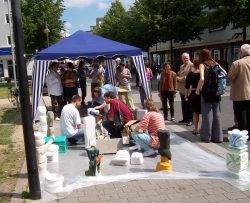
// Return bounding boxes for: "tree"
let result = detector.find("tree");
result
[125,0,162,52]
[21,0,64,54]
[94,0,128,43]
[205,0,250,42]
[158,0,206,65]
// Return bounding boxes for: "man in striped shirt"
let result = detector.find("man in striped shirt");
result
[132,99,165,157]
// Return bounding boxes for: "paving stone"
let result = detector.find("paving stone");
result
[224,192,247,200]
[167,193,188,200]
[204,194,228,201]
[96,183,115,190]
[186,197,209,203]
[184,189,207,197]
[193,184,216,190]
[122,185,142,193]
[108,199,129,203]
[158,182,179,189]
[157,188,177,195]
[205,188,226,195]
[140,183,160,191]
[218,200,238,203]
[244,191,250,198]
[79,195,100,203]
[174,185,194,192]
[222,186,241,193]
[149,194,169,202]
[99,194,120,201]
[104,188,123,195]
[138,189,158,197]
[118,192,138,199]
[69,190,86,197]
[193,179,213,184]
[238,198,250,203]
[128,196,151,203]
[59,197,80,203]
[175,180,196,186]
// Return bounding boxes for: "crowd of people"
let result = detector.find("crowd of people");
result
[44,43,250,156]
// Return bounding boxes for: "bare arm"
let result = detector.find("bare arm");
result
[94,101,107,110]
[196,64,205,95]
[77,124,84,129]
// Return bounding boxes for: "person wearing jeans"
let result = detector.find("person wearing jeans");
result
[158,63,177,121]
[132,99,165,157]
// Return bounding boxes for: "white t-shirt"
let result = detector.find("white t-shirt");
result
[60,104,81,137]
[46,70,63,96]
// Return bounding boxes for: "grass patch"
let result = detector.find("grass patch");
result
[0,125,14,145]
[0,107,21,125]
[0,83,13,99]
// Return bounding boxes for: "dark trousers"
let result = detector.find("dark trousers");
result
[180,93,192,122]
[161,91,174,119]
[102,120,122,138]
[50,95,63,118]
[79,78,87,102]
[65,87,78,103]
[233,100,250,132]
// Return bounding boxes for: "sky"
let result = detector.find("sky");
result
[62,0,135,34]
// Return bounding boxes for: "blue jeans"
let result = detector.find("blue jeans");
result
[132,132,154,151]
[67,128,85,141]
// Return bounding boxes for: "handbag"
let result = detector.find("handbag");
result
[114,100,124,130]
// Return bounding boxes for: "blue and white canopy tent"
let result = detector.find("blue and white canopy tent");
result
[33,30,150,119]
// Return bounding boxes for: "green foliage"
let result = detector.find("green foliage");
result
[95,0,128,43]
[21,0,65,54]
[95,0,206,52]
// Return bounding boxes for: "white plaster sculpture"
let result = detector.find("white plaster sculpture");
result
[38,106,48,137]
[45,172,64,193]
[34,132,55,178]
[130,152,144,165]
[111,150,130,166]
[227,129,249,176]
[47,111,55,136]
[83,116,96,148]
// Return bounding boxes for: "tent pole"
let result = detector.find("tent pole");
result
[10,0,41,199]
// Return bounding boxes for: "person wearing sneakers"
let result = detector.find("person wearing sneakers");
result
[60,95,84,145]
[46,61,63,121]
[132,99,165,157]
[158,63,177,121]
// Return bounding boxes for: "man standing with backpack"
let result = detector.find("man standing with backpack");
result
[228,44,250,135]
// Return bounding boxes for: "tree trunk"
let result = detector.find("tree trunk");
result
[242,27,247,43]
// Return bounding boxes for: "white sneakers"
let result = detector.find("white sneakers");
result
[55,117,60,121]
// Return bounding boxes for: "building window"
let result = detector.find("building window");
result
[233,48,240,61]
[0,60,3,77]
[213,49,220,61]
[7,60,13,79]
[7,36,11,45]
[5,14,9,24]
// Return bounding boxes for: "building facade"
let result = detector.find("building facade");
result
[149,25,250,72]
[0,0,14,81]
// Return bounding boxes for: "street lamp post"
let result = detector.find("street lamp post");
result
[10,0,41,200]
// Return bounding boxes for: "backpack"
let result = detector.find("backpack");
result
[203,63,227,96]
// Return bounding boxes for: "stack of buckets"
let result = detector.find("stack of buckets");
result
[227,129,249,177]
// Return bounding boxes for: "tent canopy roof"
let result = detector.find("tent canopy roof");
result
[36,30,142,60]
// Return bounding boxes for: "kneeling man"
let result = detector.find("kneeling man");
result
[60,95,84,145]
